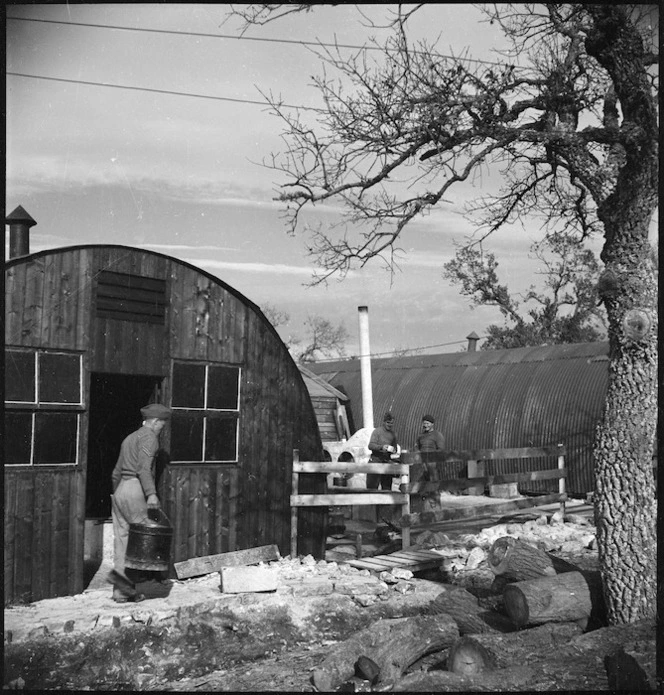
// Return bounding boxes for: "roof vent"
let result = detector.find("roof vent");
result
[466,331,480,352]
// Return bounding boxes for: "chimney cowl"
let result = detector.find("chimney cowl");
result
[6,205,36,260]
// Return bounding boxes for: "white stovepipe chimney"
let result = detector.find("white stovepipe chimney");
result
[358,306,374,430]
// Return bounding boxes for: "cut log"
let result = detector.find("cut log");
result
[428,586,515,634]
[503,571,598,627]
[394,665,537,692]
[604,640,656,691]
[311,614,459,691]
[447,636,494,676]
[174,544,280,579]
[444,622,584,670]
[488,536,556,581]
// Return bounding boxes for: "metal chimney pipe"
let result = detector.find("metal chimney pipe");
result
[358,306,374,430]
[6,205,36,259]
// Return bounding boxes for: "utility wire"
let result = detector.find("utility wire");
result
[312,338,479,362]
[6,71,323,111]
[6,15,514,69]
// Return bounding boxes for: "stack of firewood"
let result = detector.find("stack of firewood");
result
[311,537,655,691]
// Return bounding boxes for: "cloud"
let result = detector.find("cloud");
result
[185,258,316,277]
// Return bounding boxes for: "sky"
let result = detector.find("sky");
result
[5,3,654,359]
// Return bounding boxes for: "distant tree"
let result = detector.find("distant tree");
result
[261,302,299,350]
[262,302,291,329]
[294,315,349,363]
[232,4,658,624]
[444,232,606,348]
[261,305,348,361]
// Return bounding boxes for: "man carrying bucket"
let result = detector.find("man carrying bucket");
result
[108,403,171,603]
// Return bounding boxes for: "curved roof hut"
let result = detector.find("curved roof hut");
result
[4,209,325,602]
[308,342,610,496]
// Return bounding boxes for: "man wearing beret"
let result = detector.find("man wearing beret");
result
[416,414,446,484]
[367,412,400,490]
[416,414,445,452]
[109,403,171,602]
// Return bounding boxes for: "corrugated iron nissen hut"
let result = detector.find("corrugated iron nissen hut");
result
[4,207,325,603]
[308,340,610,497]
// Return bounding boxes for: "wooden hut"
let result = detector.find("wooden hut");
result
[4,206,325,603]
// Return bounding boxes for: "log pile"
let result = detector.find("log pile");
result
[315,536,653,692]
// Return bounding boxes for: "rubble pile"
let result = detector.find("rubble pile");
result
[413,512,597,589]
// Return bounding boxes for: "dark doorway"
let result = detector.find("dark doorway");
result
[86,373,163,519]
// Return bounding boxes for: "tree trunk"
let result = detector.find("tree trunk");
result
[503,571,605,628]
[585,6,659,625]
[311,614,459,691]
[487,536,556,581]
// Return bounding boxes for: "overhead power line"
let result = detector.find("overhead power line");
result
[6,72,323,111]
[6,15,511,68]
[312,338,479,362]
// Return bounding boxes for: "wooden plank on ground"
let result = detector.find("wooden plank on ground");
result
[346,557,395,571]
[174,544,281,579]
[400,493,567,528]
[389,550,442,561]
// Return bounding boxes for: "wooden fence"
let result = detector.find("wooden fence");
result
[290,449,411,557]
[290,445,567,555]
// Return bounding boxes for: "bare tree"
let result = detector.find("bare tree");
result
[294,315,349,363]
[444,232,607,348]
[232,4,658,624]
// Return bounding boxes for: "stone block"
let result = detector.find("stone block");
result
[219,566,279,594]
[295,578,334,596]
[489,482,519,498]
[334,578,389,597]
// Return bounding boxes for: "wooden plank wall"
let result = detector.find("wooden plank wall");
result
[4,469,83,604]
[90,249,168,374]
[311,395,340,442]
[5,250,90,603]
[6,247,326,600]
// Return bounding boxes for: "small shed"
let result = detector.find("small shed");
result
[299,365,353,443]
[4,207,326,603]
[308,342,610,496]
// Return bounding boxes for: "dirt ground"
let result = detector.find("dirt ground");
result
[3,503,657,692]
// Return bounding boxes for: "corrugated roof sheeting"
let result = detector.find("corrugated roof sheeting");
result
[309,342,609,495]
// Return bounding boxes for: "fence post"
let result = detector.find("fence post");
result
[401,462,411,548]
[290,449,299,558]
[557,444,566,517]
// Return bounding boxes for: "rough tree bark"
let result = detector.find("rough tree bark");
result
[584,5,658,625]
[311,614,459,691]
[503,571,596,627]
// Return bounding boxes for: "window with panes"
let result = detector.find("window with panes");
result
[170,361,240,463]
[5,348,82,465]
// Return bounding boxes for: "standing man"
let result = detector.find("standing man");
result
[416,414,445,452]
[108,403,171,603]
[367,412,400,490]
[416,414,446,483]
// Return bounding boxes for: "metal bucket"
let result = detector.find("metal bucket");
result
[125,509,173,572]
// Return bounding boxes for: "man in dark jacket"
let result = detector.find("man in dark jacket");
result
[109,403,171,602]
[416,414,445,452]
[416,414,446,484]
[367,412,399,490]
